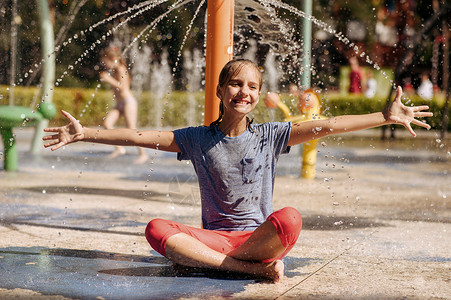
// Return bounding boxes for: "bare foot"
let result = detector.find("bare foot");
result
[246,259,284,283]
[264,260,284,283]
[108,147,126,159]
[134,154,149,164]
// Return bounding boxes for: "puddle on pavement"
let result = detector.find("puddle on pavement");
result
[0,247,314,299]
[0,202,148,233]
[302,215,386,231]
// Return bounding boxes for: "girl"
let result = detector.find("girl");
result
[99,46,148,164]
[43,59,432,283]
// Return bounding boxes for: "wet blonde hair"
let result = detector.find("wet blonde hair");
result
[210,59,262,129]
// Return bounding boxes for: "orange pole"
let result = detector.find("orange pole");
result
[204,0,234,126]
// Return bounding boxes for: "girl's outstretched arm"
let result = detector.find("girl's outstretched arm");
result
[288,86,433,146]
[43,110,180,152]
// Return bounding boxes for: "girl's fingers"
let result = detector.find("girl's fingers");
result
[51,143,65,151]
[414,112,433,118]
[44,139,60,148]
[61,110,78,123]
[411,119,431,129]
[404,122,416,137]
[395,86,403,101]
[412,105,431,112]
[43,141,55,148]
[42,134,59,141]
[390,87,432,135]
[43,127,61,132]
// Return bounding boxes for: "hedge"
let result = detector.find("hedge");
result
[1,85,449,131]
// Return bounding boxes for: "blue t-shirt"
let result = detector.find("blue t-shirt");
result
[174,122,291,231]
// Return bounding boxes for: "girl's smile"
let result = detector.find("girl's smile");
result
[219,66,261,116]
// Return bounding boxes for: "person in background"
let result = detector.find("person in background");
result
[402,77,416,96]
[348,56,364,94]
[417,72,434,101]
[100,46,148,164]
[365,69,377,98]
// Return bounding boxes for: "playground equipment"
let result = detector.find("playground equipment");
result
[264,89,326,179]
[297,90,324,179]
[0,0,56,171]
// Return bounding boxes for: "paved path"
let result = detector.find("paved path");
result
[0,128,450,299]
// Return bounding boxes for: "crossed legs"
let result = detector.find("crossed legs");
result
[146,207,302,283]
[165,220,285,282]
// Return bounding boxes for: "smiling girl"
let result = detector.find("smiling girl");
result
[43,59,432,282]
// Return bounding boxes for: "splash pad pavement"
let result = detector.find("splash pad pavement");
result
[0,128,450,299]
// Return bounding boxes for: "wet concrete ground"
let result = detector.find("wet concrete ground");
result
[0,127,450,299]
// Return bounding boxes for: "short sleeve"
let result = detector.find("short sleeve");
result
[173,127,193,161]
[271,122,292,158]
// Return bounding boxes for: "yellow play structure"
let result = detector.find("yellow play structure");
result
[264,87,327,179]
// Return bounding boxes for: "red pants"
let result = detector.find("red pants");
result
[145,207,302,262]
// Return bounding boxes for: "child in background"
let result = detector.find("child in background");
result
[43,59,432,282]
[365,70,377,98]
[100,46,148,164]
[402,77,416,96]
[348,56,364,94]
[417,72,434,101]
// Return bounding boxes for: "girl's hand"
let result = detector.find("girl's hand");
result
[43,110,84,151]
[384,86,433,137]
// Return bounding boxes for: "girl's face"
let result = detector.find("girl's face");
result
[217,65,261,117]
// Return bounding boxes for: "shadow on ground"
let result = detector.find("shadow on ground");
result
[0,247,317,299]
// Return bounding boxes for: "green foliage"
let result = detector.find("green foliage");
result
[1,85,449,131]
